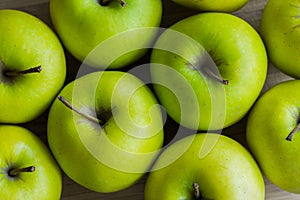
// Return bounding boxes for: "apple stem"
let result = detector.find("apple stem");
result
[117,0,126,6]
[58,96,103,124]
[203,68,229,85]
[188,63,229,85]
[8,166,35,177]
[193,182,201,200]
[98,0,126,7]
[5,65,42,77]
[286,122,300,141]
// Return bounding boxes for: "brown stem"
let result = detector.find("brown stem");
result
[286,122,300,141]
[58,96,103,124]
[203,67,229,85]
[222,80,229,85]
[117,0,126,6]
[8,166,35,177]
[98,0,126,7]
[5,66,42,77]
[193,182,201,200]
[188,63,229,85]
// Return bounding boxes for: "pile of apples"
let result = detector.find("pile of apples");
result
[1,0,300,199]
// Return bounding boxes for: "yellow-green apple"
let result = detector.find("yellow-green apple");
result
[49,0,162,69]
[260,0,300,78]
[247,80,300,194]
[145,133,265,200]
[151,13,267,130]
[0,9,66,123]
[0,125,62,200]
[47,71,164,193]
[171,0,248,12]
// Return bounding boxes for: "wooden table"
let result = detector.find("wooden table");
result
[0,0,299,199]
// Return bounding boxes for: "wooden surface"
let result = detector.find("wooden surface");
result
[0,0,299,199]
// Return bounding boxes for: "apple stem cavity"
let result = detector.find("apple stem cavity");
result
[286,122,300,141]
[58,96,103,124]
[98,0,126,7]
[8,166,35,177]
[5,65,42,77]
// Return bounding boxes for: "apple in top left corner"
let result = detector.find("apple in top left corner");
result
[0,9,66,123]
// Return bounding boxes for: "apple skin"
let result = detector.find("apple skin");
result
[260,0,300,78]
[49,0,162,69]
[172,0,248,12]
[0,9,66,123]
[246,80,300,194]
[0,125,62,200]
[47,71,164,193]
[145,133,265,200]
[151,13,267,130]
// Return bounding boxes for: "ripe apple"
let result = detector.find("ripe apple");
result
[151,12,267,130]
[246,80,300,194]
[260,0,300,78]
[0,9,66,123]
[49,0,162,69]
[145,133,265,200]
[0,125,62,200]
[171,0,248,12]
[47,71,164,193]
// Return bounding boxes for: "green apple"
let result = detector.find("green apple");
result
[145,133,265,200]
[171,0,248,12]
[0,9,66,123]
[246,80,300,194]
[151,12,267,130]
[0,125,62,200]
[49,0,162,69]
[260,0,300,78]
[47,71,164,193]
